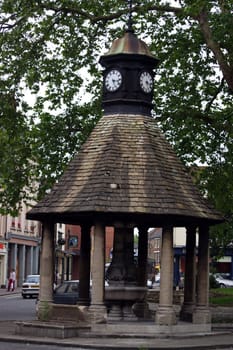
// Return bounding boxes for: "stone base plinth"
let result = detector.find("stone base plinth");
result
[180,302,195,322]
[51,304,90,323]
[15,321,89,339]
[107,304,123,321]
[92,322,211,336]
[155,306,177,325]
[89,304,107,324]
[37,300,53,321]
[193,306,211,324]
[133,300,151,319]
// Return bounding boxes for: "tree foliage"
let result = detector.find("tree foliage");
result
[0,0,232,250]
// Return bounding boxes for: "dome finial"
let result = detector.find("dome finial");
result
[126,0,134,33]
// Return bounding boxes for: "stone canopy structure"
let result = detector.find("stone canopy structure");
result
[28,115,221,227]
[27,25,223,331]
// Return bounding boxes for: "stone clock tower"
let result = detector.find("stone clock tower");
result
[100,27,159,116]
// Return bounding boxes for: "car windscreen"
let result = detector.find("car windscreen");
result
[26,276,40,283]
[56,283,69,293]
[66,283,79,293]
[56,282,79,294]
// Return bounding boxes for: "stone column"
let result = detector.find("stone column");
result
[18,245,25,286]
[9,244,17,287]
[180,225,196,322]
[89,222,107,323]
[12,243,17,271]
[193,225,211,324]
[133,225,149,318]
[38,221,55,321]
[78,224,91,306]
[173,255,180,288]
[33,246,40,274]
[26,246,33,275]
[137,226,148,287]
[155,225,176,325]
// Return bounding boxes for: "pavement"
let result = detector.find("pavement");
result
[0,287,233,349]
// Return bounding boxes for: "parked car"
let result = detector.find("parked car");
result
[218,273,233,280]
[21,274,40,298]
[214,273,233,288]
[53,280,79,304]
[53,279,110,304]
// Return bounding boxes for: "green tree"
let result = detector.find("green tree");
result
[0,0,232,251]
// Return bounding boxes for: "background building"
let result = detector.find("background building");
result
[55,225,114,283]
[149,227,233,285]
[0,202,41,287]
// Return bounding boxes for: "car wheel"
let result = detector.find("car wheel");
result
[22,295,27,299]
[220,283,226,288]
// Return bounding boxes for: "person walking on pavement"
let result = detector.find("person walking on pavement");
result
[7,268,16,292]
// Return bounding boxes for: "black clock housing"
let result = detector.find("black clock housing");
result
[99,32,159,116]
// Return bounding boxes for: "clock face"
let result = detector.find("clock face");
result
[105,69,122,92]
[140,71,153,93]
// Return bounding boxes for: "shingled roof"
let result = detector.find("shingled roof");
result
[27,114,223,226]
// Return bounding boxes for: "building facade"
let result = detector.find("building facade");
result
[0,202,41,288]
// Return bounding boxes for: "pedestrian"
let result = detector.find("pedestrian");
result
[7,268,16,292]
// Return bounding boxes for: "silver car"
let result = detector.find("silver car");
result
[214,273,233,288]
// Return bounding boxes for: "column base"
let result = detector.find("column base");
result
[37,300,53,321]
[133,301,151,319]
[180,302,195,322]
[155,305,177,325]
[89,304,107,324]
[122,303,137,321]
[107,304,123,322]
[192,306,211,324]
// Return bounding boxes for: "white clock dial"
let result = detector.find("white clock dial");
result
[140,71,153,93]
[105,69,122,92]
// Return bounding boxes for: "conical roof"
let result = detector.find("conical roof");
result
[27,114,223,226]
